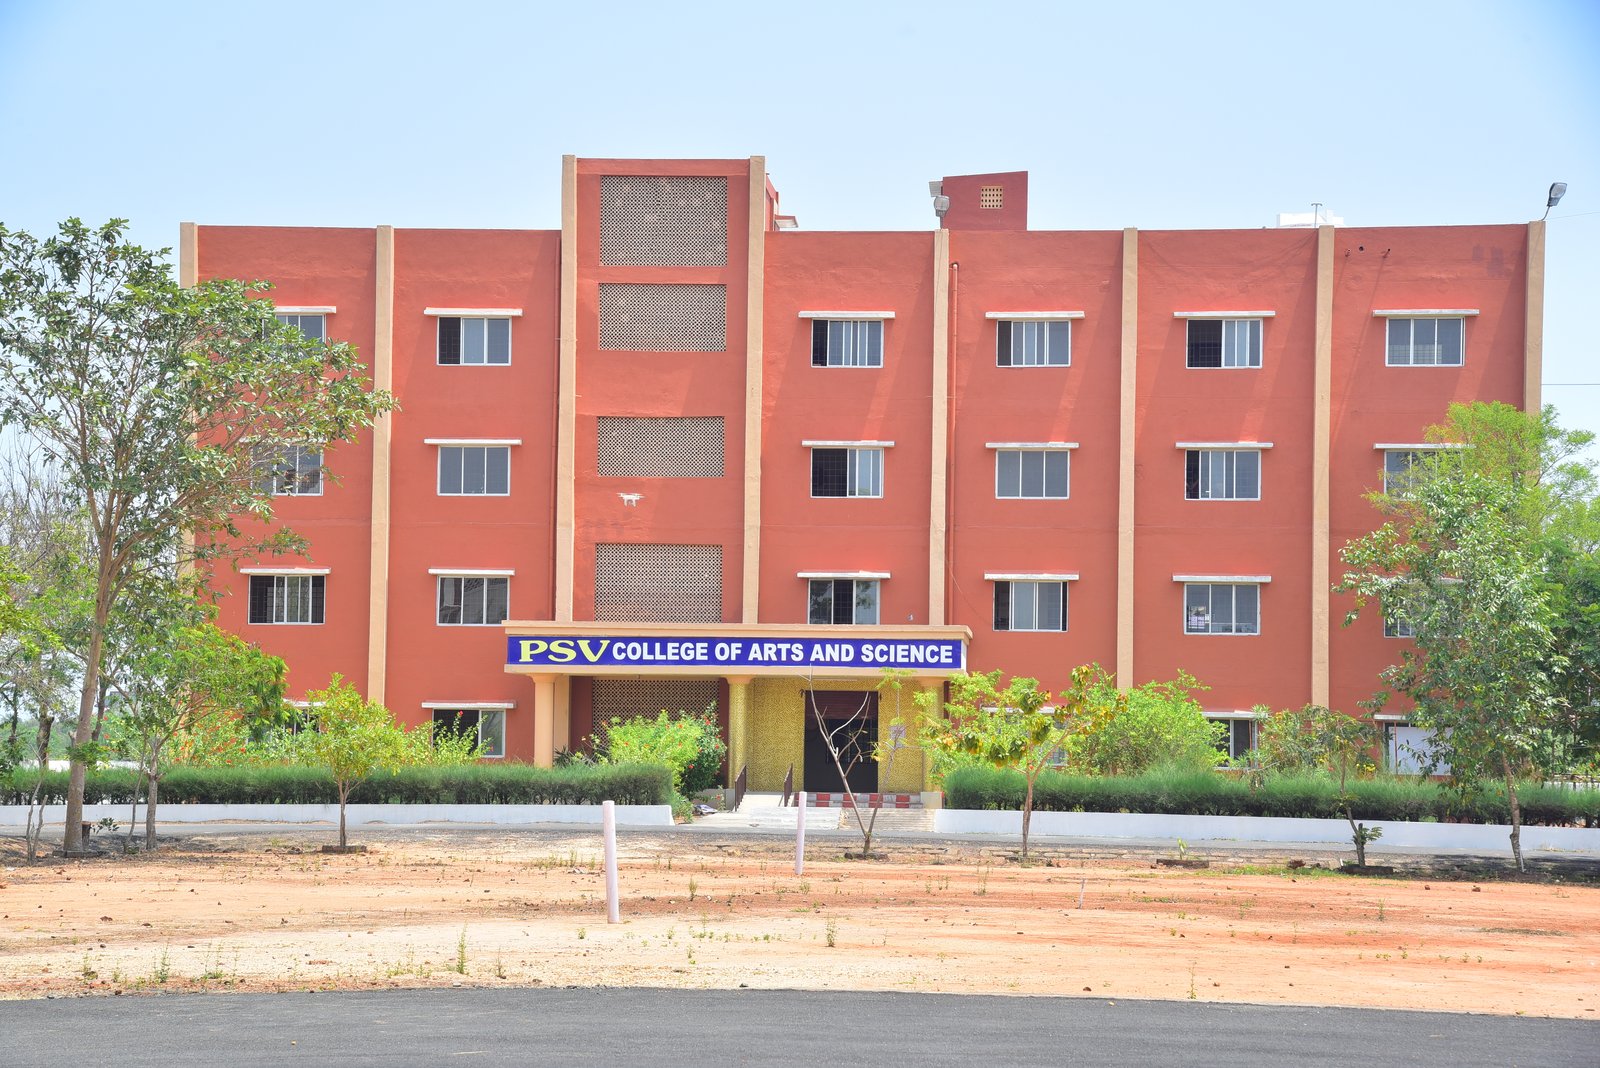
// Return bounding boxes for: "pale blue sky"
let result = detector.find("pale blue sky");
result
[2,0,1596,433]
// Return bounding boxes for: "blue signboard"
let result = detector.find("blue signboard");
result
[506,634,965,672]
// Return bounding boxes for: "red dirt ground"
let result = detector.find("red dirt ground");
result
[1,830,1595,1018]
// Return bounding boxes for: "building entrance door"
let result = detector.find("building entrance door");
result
[802,690,879,794]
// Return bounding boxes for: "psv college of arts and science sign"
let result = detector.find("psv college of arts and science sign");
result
[506,634,967,672]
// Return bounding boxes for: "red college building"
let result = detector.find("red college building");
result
[186,156,1545,792]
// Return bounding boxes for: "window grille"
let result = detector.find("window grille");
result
[980,185,1004,209]
[591,678,719,724]
[597,417,724,478]
[598,283,727,352]
[1186,319,1262,368]
[600,175,728,266]
[594,543,723,622]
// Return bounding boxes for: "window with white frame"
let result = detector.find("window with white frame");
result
[256,443,323,496]
[808,578,879,625]
[810,319,883,367]
[437,445,511,495]
[1183,583,1260,635]
[1382,449,1427,496]
[996,449,1069,499]
[430,708,506,758]
[247,574,325,625]
[436,575,509,626]
[1207,714,1258,760]
[993,580,1066,632]
[1186,319,1262,368]
[1385,317,1463,366]
[1185,449,1260,500]
[1383,613,1415,638]
[811,446,883,498]
[275,312,326,340]
[438,316,512,365]
[996,320,1070,367]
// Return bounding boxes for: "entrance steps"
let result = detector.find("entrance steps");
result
[690,793,934,834]
[805,792,920,809]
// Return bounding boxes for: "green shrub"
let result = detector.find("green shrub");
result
[2,763,671,807]
[1073,673,1224,775]
[599,707,726,796]
[941,766,1600,826]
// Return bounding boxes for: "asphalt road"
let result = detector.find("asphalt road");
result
[2,988,1594,1067]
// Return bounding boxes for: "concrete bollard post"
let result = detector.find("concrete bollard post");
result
[602,799,620,923]
[795,791,806,876]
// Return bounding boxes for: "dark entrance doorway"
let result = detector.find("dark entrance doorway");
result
[803,690,879,794]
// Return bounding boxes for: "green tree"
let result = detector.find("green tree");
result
[917,666,1122,857]
[299,675,409,849]
[1545,506,1600,773]
[0,219,395,852]
[1073,671,1222,775]
[1338,402,1595,871]
[111,616,285,849]
[1252,703,1383,864]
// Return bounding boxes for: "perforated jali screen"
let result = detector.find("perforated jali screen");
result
[599,175,728,267]
[597,416,725,478]
[591,678,720,723]
[594,543,723,623]
[598,283,727,352]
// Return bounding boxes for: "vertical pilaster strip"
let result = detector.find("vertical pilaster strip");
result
[553,676,571,754]
[178,222,197,288]
[178,222,200,578]
[741,158,767,624]
[1311,225,1335,708]
[726,676,752,788]
[532,675,556,766]
[929,228,951,627]
[1524,220,1546,413]
[555,155,578,622]
[1115,228,1138,687]
[366,225,395,704]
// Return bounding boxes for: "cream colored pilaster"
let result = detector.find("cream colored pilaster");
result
[555,156,578,622]
[929,228,952,626]
[178,222,197,288]
[366,225,395,704]
[1115,228,1138,688]
[1311,225,1335,708]
[1524,220,1546,413]
[742,158,767,623]
[553,676,571,754]
[532,674,558,766]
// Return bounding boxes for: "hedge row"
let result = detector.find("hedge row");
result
[2,762,673,807]
[944,766,1600,827]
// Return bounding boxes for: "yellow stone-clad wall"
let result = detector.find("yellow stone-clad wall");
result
[742,677,930,793]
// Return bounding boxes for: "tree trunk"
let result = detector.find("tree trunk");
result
[1502,756,1524,874]
[338,783,349,849]
[4,690,18,753]
[145,774,160,851]
[1021,774,1035,858]
[24,715,52,862]
[63,599,110,853]
[127,763,145,854]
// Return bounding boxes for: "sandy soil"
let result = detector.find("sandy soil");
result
[1,829,1596,1018]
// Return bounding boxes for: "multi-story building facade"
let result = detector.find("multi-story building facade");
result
[187,156,1545,792]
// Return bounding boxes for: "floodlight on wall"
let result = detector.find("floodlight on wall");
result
[774,214,799,229]
[1544,181,1568,220]
[928,180,944,197]
[618,492,643,507]
[932,195,951,219]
